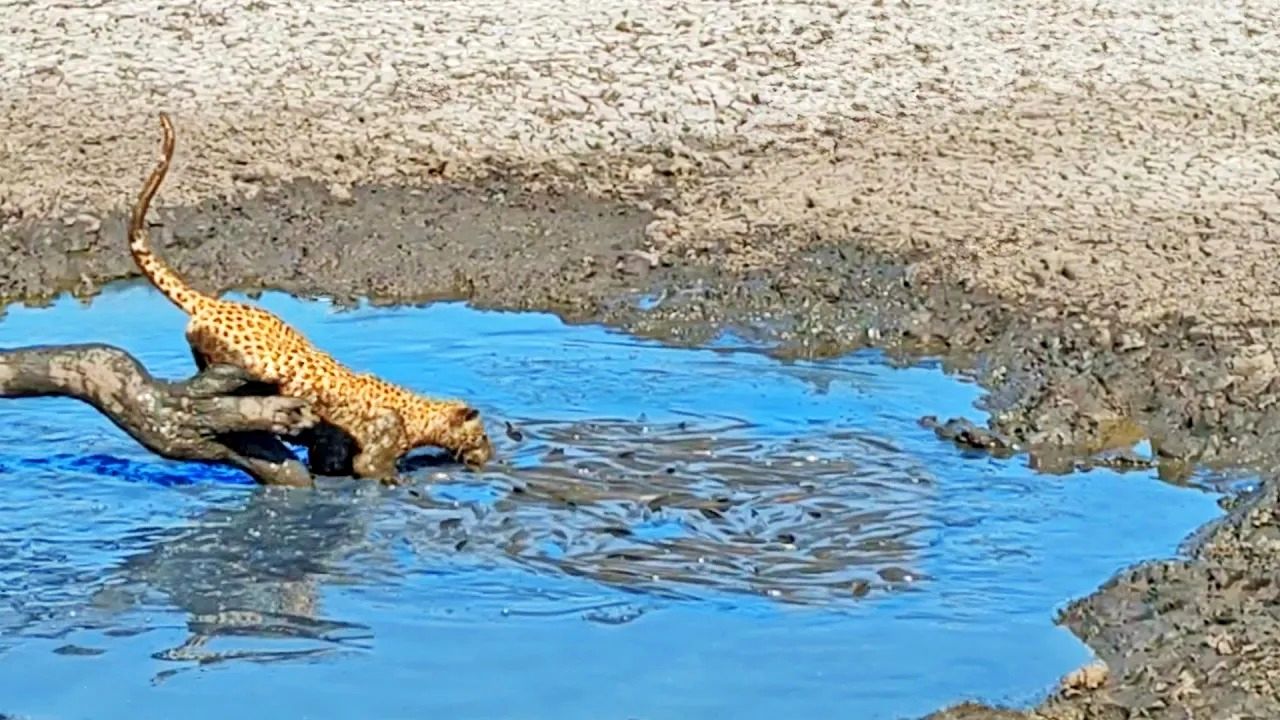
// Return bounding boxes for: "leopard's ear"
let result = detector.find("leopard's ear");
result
[453,405,480,423]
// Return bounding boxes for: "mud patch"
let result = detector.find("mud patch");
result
[0,179,656,319]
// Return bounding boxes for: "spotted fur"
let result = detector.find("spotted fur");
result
[129,113,493,479]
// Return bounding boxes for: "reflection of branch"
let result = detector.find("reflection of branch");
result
[90,479,380,681]
[0,343,318,486]
[150,605,371,683]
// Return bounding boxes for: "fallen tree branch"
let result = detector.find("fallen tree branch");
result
[0,343,321,486]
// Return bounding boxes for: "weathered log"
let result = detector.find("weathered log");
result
[0,343,320,486]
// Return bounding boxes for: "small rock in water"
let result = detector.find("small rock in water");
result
[1076,448,1156,472]
[919,415,1016,455]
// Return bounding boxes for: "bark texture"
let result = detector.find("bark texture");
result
[0,343,320,486]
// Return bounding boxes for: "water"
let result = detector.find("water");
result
[0,284,1225,719]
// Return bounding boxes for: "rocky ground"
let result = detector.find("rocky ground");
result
[3,1,1280,717]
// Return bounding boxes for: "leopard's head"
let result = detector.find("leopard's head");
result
[409,398,495,469]
[442,404,494,469]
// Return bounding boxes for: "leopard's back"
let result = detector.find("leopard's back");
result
[187,298,344,392]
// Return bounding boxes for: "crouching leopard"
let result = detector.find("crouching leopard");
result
[129,112,494,479]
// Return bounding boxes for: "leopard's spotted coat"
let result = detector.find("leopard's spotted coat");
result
[129,113,493,479]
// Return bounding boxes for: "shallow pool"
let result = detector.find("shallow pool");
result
[0,284,1224,719]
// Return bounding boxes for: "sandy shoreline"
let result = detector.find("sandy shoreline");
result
[4,1,1280,717]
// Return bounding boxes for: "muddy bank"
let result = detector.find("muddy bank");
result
[0,179,653,315]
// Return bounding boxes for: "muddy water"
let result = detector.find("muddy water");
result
[0,284,1225,719]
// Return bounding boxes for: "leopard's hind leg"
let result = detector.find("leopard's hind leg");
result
[350,410,409,483]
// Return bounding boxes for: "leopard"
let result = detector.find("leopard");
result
[127,112,494,480]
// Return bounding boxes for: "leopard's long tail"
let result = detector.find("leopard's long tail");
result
[129,112,207,316]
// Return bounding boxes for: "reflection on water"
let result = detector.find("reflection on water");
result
[0,285,1226,719]
[91,484,377,677]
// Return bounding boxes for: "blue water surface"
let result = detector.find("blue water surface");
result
[0,283,1225,719]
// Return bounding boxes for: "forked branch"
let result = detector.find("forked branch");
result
[0,344,318,486]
